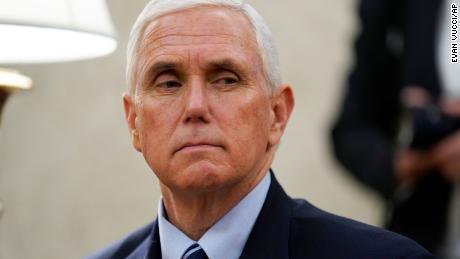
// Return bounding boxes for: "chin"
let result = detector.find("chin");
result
[178,161,232,191]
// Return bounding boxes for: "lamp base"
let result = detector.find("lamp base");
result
[0,68,32,125]
[0,68,32,90]
[0,88,10,124]
[0,68,32,220]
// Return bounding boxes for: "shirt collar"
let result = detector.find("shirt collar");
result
[158,172,271,259]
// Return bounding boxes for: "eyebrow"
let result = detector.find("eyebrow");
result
[206,59,245,72]
[148,61,179,75]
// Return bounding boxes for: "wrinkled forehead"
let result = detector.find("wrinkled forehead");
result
[139,6,259,55]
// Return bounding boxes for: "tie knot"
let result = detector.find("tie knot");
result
[182,243,208,259]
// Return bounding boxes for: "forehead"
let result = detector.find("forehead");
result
[147,6,254,36]
[138,6,260,63]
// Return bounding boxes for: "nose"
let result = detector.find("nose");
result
[183,78,211,123]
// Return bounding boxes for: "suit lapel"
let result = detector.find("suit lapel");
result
[145,220,162,259]
[126,220,161,259]
[239,171,293,259]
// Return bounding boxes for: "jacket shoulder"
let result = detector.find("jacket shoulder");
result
[289,199,434,259]
[84,221,154,259]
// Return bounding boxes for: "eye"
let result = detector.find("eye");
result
[159,80,182,89]
[219,77,238,85]
[214,76,239,87]
[211,71,239,88]
[153,73,182,91]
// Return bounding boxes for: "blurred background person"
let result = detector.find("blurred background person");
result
[331,0,460,257]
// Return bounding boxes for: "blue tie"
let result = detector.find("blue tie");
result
[181,243,209,259]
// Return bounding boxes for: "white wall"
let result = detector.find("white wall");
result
[0,0,384,258]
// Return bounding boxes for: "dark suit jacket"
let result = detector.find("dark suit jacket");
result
[87,172,433,258]
[330,0,451,252]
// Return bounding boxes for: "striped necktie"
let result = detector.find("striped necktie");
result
[181,243,209,259]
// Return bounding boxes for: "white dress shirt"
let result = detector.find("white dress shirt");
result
[157,172,271,259]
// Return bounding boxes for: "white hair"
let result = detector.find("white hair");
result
[126,0,281,95]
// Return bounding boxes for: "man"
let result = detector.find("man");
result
[88,0,433,258]
[331,0,460,256]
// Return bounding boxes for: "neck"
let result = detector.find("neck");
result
[161,157,273,240]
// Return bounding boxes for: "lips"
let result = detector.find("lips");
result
[175,141,223,153]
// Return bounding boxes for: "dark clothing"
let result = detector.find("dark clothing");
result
[87,172,433,259]
[331,0,451,252]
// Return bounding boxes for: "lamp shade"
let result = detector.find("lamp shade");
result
[0,0,117,63]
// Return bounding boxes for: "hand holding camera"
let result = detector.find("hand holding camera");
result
[395,87,460,184]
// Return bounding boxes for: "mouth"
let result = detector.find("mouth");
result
[175,142,223,153]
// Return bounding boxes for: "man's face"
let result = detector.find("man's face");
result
[124,6,290,193]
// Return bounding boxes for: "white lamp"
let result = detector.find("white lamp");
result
[0,0,117,218]
[0,0,117,122]
[0,0,117,63]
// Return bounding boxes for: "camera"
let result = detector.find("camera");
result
[408,105,460,149]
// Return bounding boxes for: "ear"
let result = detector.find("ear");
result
[268,85,294,147]
[123,92,142,152]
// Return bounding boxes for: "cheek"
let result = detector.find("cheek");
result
[136,99,179,165]
[219,93,271,157]
[138,96,180,134]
